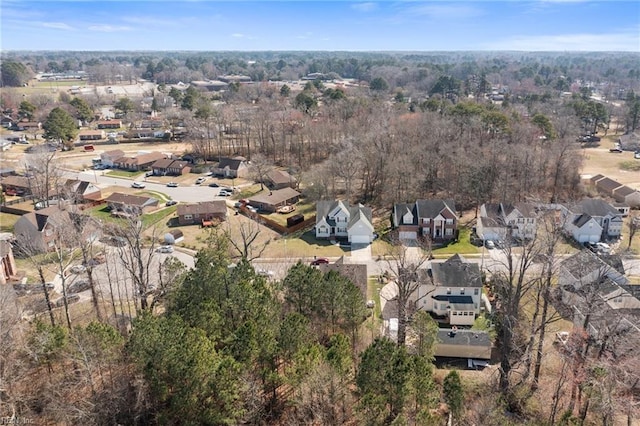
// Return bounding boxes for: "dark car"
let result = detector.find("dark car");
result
[208,182,220,187]
[68,279,92,294]
[609,147,623,153]
[311,257,329,265]
[166,200,178,206]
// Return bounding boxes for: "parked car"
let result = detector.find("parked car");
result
[219,190,232,197]
[70,265,86,274]
[208,182,220,187]
[156,245,174,253]
[485,240,495,249]
[166,200,178,206]
[55,294,80,307]
[131,182,145,189]
[609,147,623,153]
[166,182,178,187]
[635,151,640,159]
[256,268,275,277]
[68,279,92,293]
[195,177,206,185]
[311,257,329,265]
[145,171,154,177]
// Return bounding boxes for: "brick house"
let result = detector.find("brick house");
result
[392,199,458,243]
[177,201,227,226]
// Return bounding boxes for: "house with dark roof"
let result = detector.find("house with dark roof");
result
[212,156,249,178]
[151,159,191,176]
[247,187,300,213]
[60,179,101,204]
[594,177,623,197]
[264,169,297,190]
[392,199,458,243]
[476,202,537,242]
[315,200,374,244]
[105,192,158,216]
[13,205,98,252]
[1,175,31,195]
[561,198,624,243]
[612,185,640,208]
[415,254,483,326]
[177,201,227,226]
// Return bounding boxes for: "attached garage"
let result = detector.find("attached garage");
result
[350,234,371,244]
[399,231,417,240]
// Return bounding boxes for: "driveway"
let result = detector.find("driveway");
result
[348,243,372,263]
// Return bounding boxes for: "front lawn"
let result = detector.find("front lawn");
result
[105,170,145,178]
[261,230,348,258]
[432,228,481,256]
[142,205,177,228]
[0,212,21,232]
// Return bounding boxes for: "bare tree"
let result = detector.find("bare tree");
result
[383,236,432,346]
[249,153,274,191]
[627,213,640,250]
[23,148,64,208]
[225,219,270,261]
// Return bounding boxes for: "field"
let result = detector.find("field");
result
[581,137,640,189]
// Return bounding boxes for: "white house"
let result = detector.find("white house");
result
[100,149,125,168]
[476,202,537,242]
[316,200,374,244]
[415,254,483,326]
[561,198,623,243]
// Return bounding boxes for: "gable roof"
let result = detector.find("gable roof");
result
[589,174,606,185]
[318,258,368,295]
[430,254,482,288]
[248,187,300,205]
[217,157,245,171]
[416,199,457,219]
[177,201,227,216]
[1,175,30,188]
[101,149,124,159]
[152,158,174,169]
[560,250,626,283]
[595,177,623,193]
[316,200,373,228]
[566,198,621,218]
[392,202,418,226]
[573,213,597,228]
[266,169,296,185]
[613,186,638,197]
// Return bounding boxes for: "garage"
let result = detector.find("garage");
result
[350,234,371,244]
[399,231,417,240]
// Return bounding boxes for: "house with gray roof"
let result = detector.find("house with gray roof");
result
[415,254,483,326]
[476,202,537,242]
[265,169,297,190]
[105,192,158,216]
[594,177,623,197]
[560,198,623,243]
[212,156,249,178]
[177,201,227,226]
[316,200,374,244]
[434,329,492,360]
[392,199,458,243]
[318,256,368,296]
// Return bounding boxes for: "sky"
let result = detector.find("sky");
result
[1,0,639,52]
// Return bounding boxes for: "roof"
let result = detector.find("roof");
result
[105,192,157,207]
[573,213,596,228]
[318,258,368,295]
[430,254,482,288]
[560,250,626,282]
[416,199,457,219]
[392,202,418,226]
[101,149,125,159]
[177,201,227,216]
[613,186,638,197]
[152,158,174,169]
[217,157,245,171]
[1,175,30,188]
[436,329,492,348]
[432,294,475,310]
[266,169,296,185]
[589,174,606,184]
[565,198,621,218]
[78,130,104,136]
[97,119,121,124]
[22,205,72,232]
[248,187,300,206]
[595,177,623,193]
[316,200,373,230]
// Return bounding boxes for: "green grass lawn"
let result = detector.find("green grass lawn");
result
[105,170,145,178]
[259,201,316,226]
[236,184,263,199]
[0,212,21,232]
[142,206,177,228]
[432,228,481,256]
[84,204,176,229]
[137,190,170,202]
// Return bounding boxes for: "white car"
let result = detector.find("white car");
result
[485,240,495,249]
[156,245,174,253]
[195,177,206,185]
[70,265,86,274]
[256,268,275,277]
[131,182,145,189]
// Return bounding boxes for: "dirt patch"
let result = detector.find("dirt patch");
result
[581,146,640,189]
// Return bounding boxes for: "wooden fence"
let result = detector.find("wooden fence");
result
[239,206,315,235]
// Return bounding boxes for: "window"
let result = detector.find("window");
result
[446,288,451,295]
[518,218,524,223]
[184,214,193,220]
[440,303,447,310]
[452,312,458,316]
[527,218,534,224]
[474,288,479,295]
[445,228,453,236]
[460,288,465,295]
[423,218,430,224]
[463,312,468,316]
[446,218,453,225]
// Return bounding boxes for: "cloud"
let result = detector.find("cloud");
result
[351,2,377,12]
[404,4,483,20]
[42,22,74,30]
[296,32,313,40]
[88,24,132,32]
[485,30,640,51]
[231,33,245,38]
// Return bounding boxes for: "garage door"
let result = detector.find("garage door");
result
[351,234,371,244]
[399,231,417,240]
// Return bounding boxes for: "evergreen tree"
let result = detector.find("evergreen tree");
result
[43,107,78,147]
